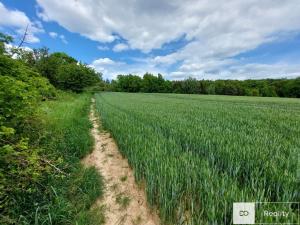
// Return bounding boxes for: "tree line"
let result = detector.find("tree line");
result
[6,46,103,93]
[106,73,300,98]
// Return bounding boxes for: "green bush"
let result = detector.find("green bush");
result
[0,52,56,223]
[1,93,104,224]
[56,63,101,92]
[36,52,77,86]
[0,33,103,224]
[0,33,13,55]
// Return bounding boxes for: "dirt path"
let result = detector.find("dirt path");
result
[82,99,160,225]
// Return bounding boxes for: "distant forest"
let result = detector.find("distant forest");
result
[106,73,300,98]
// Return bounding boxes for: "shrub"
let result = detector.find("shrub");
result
[0,54,55,223]
[56,63,101,92]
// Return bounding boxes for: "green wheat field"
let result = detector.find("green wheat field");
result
[94,92,300,224]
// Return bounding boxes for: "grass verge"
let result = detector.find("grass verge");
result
[3,92,104,225]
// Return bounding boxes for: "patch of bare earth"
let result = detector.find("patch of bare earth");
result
[82,99,160,225]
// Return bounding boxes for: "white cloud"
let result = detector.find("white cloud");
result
[168,62,300,80]
[97,45,109,51]
[0,2,43,43]
[59,34,68,44]
[36,0,116,42]
[49,31,68,44]
[36,0,300,51]
[90,57,299,81]
[5,43,33,59]
[90,57,166,80]
[224,63,300,80]
[36,0,300,79]
[92,57,116,66]
[49,31,58,38]
[113,43,129,52]
[5,43,33,52]
[90,57,119,79]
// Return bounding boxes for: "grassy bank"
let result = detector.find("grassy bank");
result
[2,93,104,225]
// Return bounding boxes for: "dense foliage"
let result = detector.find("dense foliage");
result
[0,33,104,224]
[56,62,101,92]
[10,47,103,93]
[109,73,300,98]
[95,92,299,224]
[0,41,56,222]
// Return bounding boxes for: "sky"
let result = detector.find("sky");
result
[0,0,300,80]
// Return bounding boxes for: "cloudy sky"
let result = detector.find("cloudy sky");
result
[0,0,300,80]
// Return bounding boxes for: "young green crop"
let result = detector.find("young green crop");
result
[95,92,299,224]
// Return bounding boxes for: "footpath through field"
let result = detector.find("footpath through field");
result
[82,98,160,225]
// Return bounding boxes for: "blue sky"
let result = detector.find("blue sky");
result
[0,0,299,80]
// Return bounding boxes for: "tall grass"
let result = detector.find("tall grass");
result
[6,93,104,225]
[95,92,299,224]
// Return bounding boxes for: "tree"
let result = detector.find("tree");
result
[206,82,215,94]
[182,77,200,94]
[141,73,168,93]
[115,74,143,92]
[0,32,13,55]
[289,78,300,97]
[36,52,77,86]
[56,63,101,92]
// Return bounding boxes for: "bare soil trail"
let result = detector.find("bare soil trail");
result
[82,99,160,225]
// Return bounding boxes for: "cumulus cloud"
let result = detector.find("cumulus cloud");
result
[168,62,300,80]
[90,57,166,80]
[90,57,121,79]
[113,43,129,52]
[49,31,68,43]
[223,63,300,80]
[36,0,300,79]
[0,2,43,43]
[36,0,116,42]
[36,0,300,50]
[5,43,33,59]
[92,57,116,66]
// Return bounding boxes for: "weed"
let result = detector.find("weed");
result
[120,175,128,182]
[116,193,131,209]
